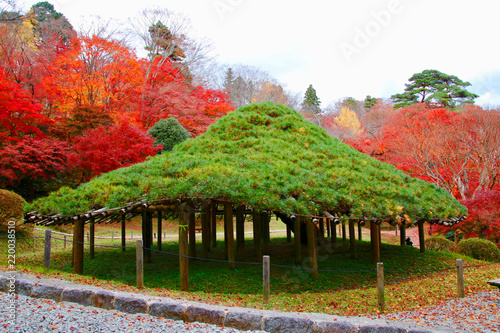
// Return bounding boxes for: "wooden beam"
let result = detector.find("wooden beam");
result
[225,203,235,269]
[261,211,270,255]
[418,221,425,253]
[294,216,301,265]
[253,210,262,259]
[179,204,189,292]
[201,201,211,258]
[121,214,126,251]
[73,218,84,274]
[307,219,318,279]
[400,223,406,247]
[188,202,196,258]
[157,211,162,252]
[89,217,95,259]
[211,201,217,248]
[349,219,357,259]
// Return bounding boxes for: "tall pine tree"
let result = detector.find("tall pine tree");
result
[301,84,321,114]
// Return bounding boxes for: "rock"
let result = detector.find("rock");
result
[264,315,315,333]
[185,305,226,326]
[149,301,187,321]
[225,309,264,331]
[62,288,95,306]
[30,284,63,302]
[14,279,34,296]
[93,290,116,310]
[114,296,148,314]
[359,325,406,333]
[314,320,359,333]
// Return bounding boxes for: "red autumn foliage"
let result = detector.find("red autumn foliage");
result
[0,70,53,145]
[72,122,161,182]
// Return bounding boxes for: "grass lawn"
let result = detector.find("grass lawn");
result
[2,217,499,316]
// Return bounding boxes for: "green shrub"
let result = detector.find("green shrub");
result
[148,117,191,152]
[425,235,455,252]
[456,238,500,262]
[0,189,33,236]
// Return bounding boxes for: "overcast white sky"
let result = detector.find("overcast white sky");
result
[21,0,500,107]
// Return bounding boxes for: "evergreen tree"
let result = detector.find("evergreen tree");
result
[148,116,191,152]
[364,95,378,111]
[301,84,321,114]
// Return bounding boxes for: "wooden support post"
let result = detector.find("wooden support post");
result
[342,219,347,242]
[457,259,465,298]
[225,203,235,270]
[372,221,380,263]
[157,211,162,252]
[188,202,196,258]
[179,204,189,292]
[326,218,330,238]
[236,205,245,259]
[400,223,406,247]
[358,220,362,241]
[377,262,385,312]
[44,229,52,269]
[202,201,211,258]
[418,221,425,253]
[89,217,95,259]
[121,214,126,251]
[136,239,144,289]
[142,212,152,263]
[263,255,270,304]
[307,219,319,279]
[319,218,325,238]
[73,218,84,274]
[261,211,270,255]
[294,216,301,265]
[211,201,217,248]
[349,219,357,259]
[253,211,262,259]
[286,225,292,243]
[331,219,337,247]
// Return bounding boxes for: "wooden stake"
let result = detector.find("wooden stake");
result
[73,218,84,274]
[44,229,51,269]
[136,239,144,289]
[377,262,385,312]
[263,255,270,304]
[457,259,465,298]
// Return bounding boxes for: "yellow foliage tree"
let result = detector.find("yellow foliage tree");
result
[331,107,363,141]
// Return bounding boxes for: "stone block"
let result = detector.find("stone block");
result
[314,320,359,333]
[15,280,34,296]
[30,284,63,302]
[62,288,95,306]
[359,325,406,333]
[185,305,226,326]
[149,301,187,321]
[264,315,315,333]
[225,310,264,331]
[114,296,148,314]
[93,290,116,310]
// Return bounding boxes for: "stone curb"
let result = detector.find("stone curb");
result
[0,272,435,333]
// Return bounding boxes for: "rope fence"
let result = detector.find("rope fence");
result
[2,231,499,312]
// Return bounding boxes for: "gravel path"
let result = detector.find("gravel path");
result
[372,291,500,332]
[0,293,262,333]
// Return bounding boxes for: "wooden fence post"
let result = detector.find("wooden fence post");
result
[136,239,144,289]
[73,218,84,274]
[44,230,52,269]
[457,259,465,298]
[307,219,319,279]
[263,255,270,304]
[377,262,385,312]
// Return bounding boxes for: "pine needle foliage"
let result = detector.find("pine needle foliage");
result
[27,102,466,222]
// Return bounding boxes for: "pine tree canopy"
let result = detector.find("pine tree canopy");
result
[26,102,466,223]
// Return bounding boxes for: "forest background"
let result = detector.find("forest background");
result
[1,1,499,247]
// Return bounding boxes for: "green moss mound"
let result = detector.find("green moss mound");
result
[0,189,33,235]
[457,238,500,262]
[425,235,456,252]
[27,102,467,220]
